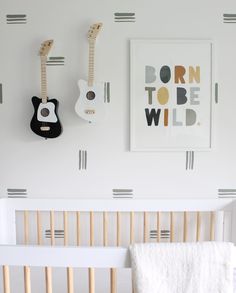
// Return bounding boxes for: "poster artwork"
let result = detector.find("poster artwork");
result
[145,65,200,128]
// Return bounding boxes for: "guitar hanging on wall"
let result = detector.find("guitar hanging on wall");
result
[30,40,62,138]
[75,23,105,123]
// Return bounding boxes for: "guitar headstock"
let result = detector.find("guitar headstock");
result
[88,23,103,41]
[39,40,54,57]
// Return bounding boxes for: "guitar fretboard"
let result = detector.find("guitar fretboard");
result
[41,56,47,103]
[88,40,95,87]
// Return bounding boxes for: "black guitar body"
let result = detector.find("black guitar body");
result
[30,96,62,139]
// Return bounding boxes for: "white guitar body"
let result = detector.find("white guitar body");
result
[37,102,58,123]
[75,79,105,123]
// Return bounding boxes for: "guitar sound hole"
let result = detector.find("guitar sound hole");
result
[86,91,95,100]
[41,108,50,117]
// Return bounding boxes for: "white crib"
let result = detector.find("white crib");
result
[0,197,236,293]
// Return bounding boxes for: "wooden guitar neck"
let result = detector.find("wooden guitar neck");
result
[40,56,47,104]
[88,40,95,87]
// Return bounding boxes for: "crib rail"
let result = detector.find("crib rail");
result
[0,246,130,268]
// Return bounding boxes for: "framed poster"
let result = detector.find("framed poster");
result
[130,40,214,151]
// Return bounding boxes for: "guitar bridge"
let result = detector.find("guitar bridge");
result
[85,109,95,114]
[40,126,50,131]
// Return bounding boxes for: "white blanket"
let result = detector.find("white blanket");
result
[130,242,234,293]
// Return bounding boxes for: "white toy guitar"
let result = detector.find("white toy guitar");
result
[75,23,105,123]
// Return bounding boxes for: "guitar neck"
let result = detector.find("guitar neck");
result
[88,40,95,87]
[40,56,48,104]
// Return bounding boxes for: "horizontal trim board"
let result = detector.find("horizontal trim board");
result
[2,198,234,212]
[0,246,130,268]
[0,246,234,268]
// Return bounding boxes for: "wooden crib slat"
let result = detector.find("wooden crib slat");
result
[76,212,80,246]
[67,267,74,293]
[196,212,201,242]
[103,212,108,247]
[89,268,95,293]
[3,265,10,293]
[110,268,116,293]
[89,212,95,293]
[170,212,174,242]
[64,211,68,246]
[24,266,31,293]
[24,211,29,245]
[37,211,43,245]
[90,212,94,246]
[157,212,160,242]
[24,211,31,293]
[64,211,74,293]
[50,211,55,246]
[183,212,188,242]
[45,267,52,293]
[144,212,148,243]
[116,212,121,246]
[210,211,215,241]
[130,212,134,244]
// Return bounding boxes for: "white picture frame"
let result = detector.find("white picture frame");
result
[130,39,214,151]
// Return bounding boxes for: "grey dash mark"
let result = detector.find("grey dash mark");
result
[79,150,87,171]
[186,151,194,170]
[7,188,27,192]
[0,84,2,104]
[215,83,218,104]
[6,14,26,18]
[6,14,27,24]
[114,13,135,16]
[218,189,236,192]
[46,57,65,66]
[114,12,136,23]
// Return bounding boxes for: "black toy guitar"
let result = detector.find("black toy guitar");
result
[30,40,62,138]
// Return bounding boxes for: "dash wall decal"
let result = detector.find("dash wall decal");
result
[112,189,133,199]
[104,82,111,103]
[7,188,27,198]
[0,84,2,104]
[218,189,236,198]
[114,13,136,23]
[79,150,87,170]
[45,229,65,239]
[223,14,236,23]
[6,14,27,24]
[186,151,194,170]
[215,83,219,104]
[150,230,170,239]
[46,57,65,66]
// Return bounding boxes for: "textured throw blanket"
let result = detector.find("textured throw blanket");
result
[130,242,234,293]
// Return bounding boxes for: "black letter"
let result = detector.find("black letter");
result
[145,109,161,126]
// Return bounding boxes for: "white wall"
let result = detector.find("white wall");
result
[1,0,236,198]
